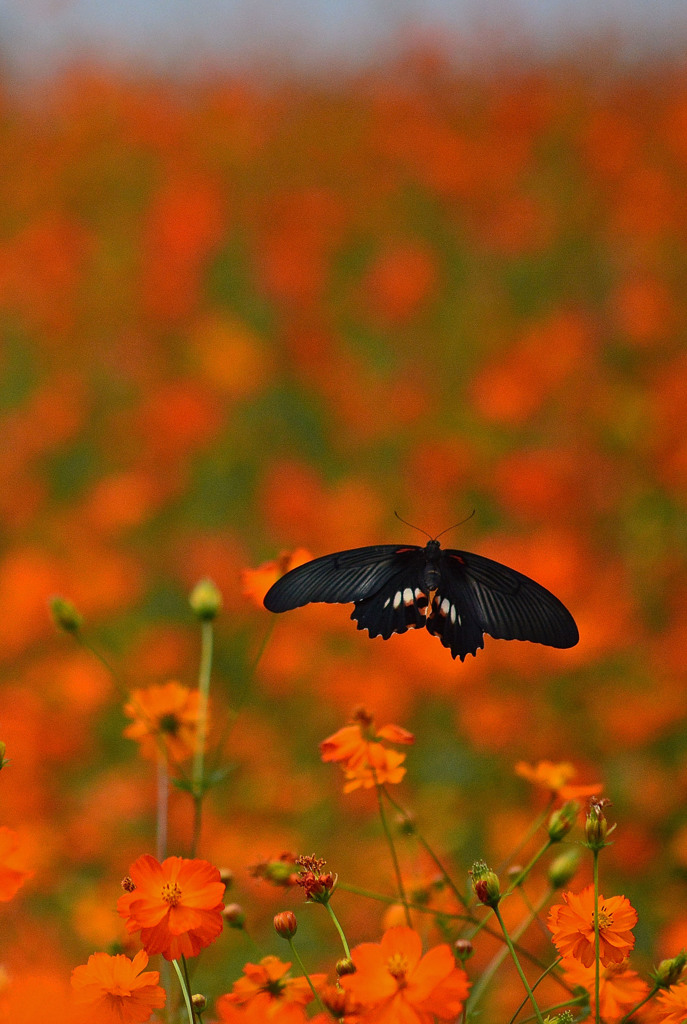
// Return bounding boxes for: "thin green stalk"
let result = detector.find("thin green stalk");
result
[337,880,553,973]
[619,985,660,1022]
[325,900,351,958]
[172,958,196,1024]
[594,850,601,1024]
[382,787,468,908]
[287,937,326,1013]
[375,781,411,926]
[493,904,545,1024]
[75,632,192,785]
[190,619,214,857]
[156,752,169,861]
[470,888,556,1009]
[496,799,555,876]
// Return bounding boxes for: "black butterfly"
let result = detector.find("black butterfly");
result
[263,538,579,661]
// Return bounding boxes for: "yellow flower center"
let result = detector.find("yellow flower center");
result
[593,904,613,930]
[161,881,182,906]
[386,953,409,983]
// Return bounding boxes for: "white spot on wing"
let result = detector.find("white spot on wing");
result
[450,605,457,624]
[403,587,414,605]
[383,596,391,608]
[393,591,402,609]
[440,597,450,616]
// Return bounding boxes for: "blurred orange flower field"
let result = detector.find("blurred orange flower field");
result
[1,44,687,1022]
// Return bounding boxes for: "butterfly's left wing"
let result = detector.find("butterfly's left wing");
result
[428,549,579,659]
[263,545,423,611]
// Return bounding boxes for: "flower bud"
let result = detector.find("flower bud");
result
[274,911,298,939]
[454,938,474,962]
[189,579,223,621]
[653,950,687,988]
[548,847,582,889]
[470,861,500,907]
[586,798,613,850]
[223,903,246,928]
[336,957,356,977]
[322,984,355,1016]
[191,994,207,1012]
[49,596,83,633]
[219,867,234,889]
[548,801,579,842]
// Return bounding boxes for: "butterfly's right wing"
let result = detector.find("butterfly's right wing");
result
[263,545,423,612]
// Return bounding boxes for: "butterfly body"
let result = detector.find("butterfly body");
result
[263,539,579,661]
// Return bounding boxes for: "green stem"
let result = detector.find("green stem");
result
[470,888,557,1009]
[156,752,169,861]
[496,799,555,876]
[493,903,545,1024]
[190,619,214,857]
[382,787,467,908]
[619,984,660,1022]
[375,781,411,926]
[172,958,196,1024]
[325,900,351,958]
[594,850,601,1024]
[287,937,326,1013]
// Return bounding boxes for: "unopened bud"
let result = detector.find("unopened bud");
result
[548,848,582,889]
[653,950,687,988]
[470,861,500,907]
[454,939,474,962]
[586,798,613,850]
[191,994,207,1012]
[223,903,246,928]
[49,596,83,633]
[189,579,223,621]
[548,801,579,842]
[274,911,298,938]
[336,957,356,977]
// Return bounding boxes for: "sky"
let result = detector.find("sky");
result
[1,0,685,77]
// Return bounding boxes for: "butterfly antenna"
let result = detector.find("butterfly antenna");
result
[393,510,433,540]
[434,510,476,541]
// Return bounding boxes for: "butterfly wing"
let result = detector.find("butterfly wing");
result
[350,556,431,640]
[263,545,423,612]
[426,549,579,659]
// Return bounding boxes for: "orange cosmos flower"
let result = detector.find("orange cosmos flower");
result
[117,854,225,961]
[515,760,603,801]
[548,886,637,968]
[241,549,313,609]
[320,707,414,793]
[71,950,166,1024]
[561,957,649,1022]
[655,982,687,1023]
[0,827,33,901]
[123,681,200,763]
[216,955,326,1023]
[340,925,470,1023]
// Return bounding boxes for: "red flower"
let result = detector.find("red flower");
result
[320,707,414,793]
[340,925,470,1023]
[655,982,687,1023]
[0,827,33,901]
[71,950,166,1024]
[117,854,225,961]
[548,886,637,968]
[515,760,603,802]
[560,957,648,1022]
[123,681,201,763]
[216,956,326,1023]
[241,550,313,609]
